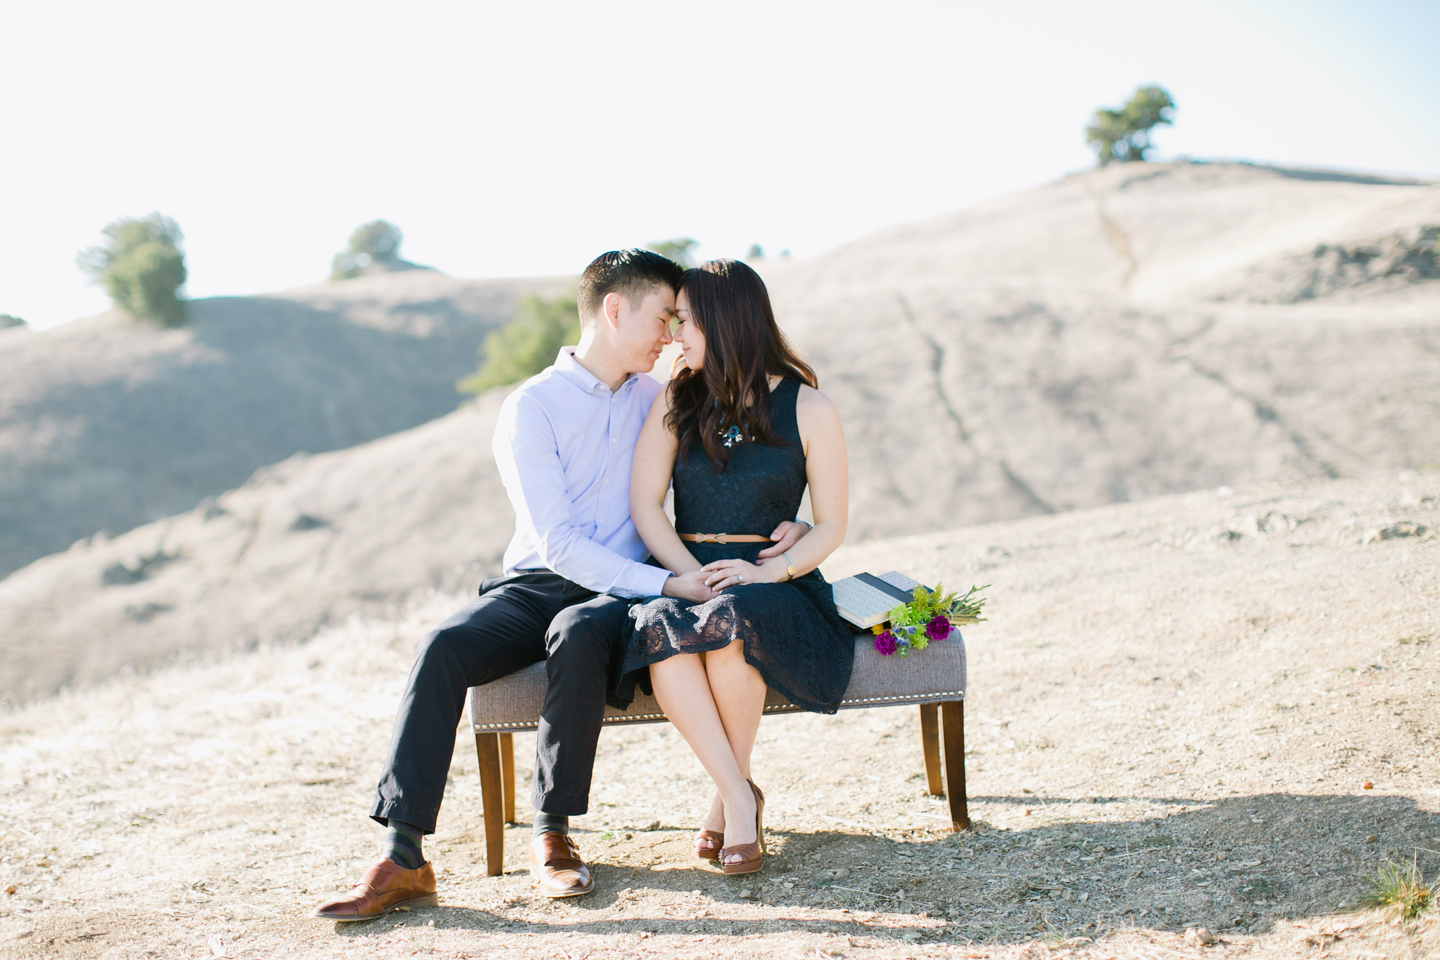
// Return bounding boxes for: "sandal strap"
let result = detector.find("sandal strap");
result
[720,842,760,860]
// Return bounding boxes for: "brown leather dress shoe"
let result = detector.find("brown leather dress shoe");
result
[311,859,438,922]
[529,832,594,898]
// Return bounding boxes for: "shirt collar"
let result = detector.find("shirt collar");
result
[552,346,640,396]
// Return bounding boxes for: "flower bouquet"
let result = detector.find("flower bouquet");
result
[872,583,987,657]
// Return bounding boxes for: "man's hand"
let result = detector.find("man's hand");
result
[661,569,719,604]
[757,519,811,559]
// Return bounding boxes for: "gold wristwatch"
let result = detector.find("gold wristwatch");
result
[781,553,797,581]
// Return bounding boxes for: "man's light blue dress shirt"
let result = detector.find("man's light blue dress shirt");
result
[493,346,672,599]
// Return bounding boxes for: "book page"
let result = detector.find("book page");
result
[878,570,921,592]
[830,576,895,620]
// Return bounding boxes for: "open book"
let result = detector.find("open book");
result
[830,571,923,629]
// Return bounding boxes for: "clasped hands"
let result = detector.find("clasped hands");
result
[661,519,807,603]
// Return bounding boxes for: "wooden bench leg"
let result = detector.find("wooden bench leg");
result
[474,732,506,876]
[940,700,970,831]
[499,732,516,824]
[919,703,943,797]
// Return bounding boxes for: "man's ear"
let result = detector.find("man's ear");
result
[602,292,624,331]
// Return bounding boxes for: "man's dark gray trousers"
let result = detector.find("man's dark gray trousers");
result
[370,570,631,833]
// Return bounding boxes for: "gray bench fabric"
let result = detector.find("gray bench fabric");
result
[469,632,966,733]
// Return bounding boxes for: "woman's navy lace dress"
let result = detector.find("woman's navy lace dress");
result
[613,378,855,714]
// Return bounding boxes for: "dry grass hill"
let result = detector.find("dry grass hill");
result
[1,160,1438,704]
[0,270,570,578]
[765,161,1440,538]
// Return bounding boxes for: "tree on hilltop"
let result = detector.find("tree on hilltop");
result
[0,315,25,329]
[1086,85,1175,165]
[331,219,405,280]
[457,293,582,396]
[77,213,188,327]
[646,237,698,267]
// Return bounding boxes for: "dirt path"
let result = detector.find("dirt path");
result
[1,474,1437,959]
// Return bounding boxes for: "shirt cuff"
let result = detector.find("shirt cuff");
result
[619,563,672,600]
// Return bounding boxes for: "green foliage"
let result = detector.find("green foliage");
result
[1360,859,1435,921]
[878,582,988,657]
[889,585,952,630]
[888,582,988,629]
[77,213,188,327]
[1085,84,1175,165]
[457,294,582,396]
[645,237,699,267]
[745,243,765,261]
[331,219,404,279]
[0,314,25,329]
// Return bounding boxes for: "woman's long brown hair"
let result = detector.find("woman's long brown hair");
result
[666,259,818,470]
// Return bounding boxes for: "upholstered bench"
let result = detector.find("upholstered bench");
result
[466,631,968,876]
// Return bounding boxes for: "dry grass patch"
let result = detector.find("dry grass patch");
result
[1359,858,1436,922]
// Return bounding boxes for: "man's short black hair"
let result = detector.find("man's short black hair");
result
[577,249,685,323]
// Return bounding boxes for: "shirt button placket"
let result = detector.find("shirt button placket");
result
[598,400,612,523]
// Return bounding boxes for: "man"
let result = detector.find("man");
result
[313,250,808,920]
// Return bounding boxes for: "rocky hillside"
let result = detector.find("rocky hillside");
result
[0,271,569,578]
[760,160,1440,540]
[2,161,1438,702]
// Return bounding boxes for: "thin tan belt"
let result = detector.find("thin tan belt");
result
[678,533,770,544]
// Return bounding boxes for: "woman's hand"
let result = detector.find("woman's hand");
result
[700,558,782,591]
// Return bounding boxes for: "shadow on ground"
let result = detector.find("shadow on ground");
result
[359,791,1439,949]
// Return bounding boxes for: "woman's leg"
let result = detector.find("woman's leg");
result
[693,640,768,854]
[697,649,727,854]
[702,639,768,781]
[649,653,758,853]
[701,639,769,865]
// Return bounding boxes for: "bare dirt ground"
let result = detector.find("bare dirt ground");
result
[1,473,1437,959]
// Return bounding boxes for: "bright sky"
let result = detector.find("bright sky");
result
[2,0,1437,330]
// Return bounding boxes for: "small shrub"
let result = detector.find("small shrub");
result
[645,237,698,267]
[101,547,179,586]
[457,294,581,396]
[1086,84,1175,165]
[1360,859,1435,921]
[77,213,188,327]
[0,314,25,329]
[331,219,404,280]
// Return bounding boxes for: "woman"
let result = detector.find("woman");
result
[615,259,852,875]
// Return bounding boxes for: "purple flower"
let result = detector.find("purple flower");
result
[874,630,898,656]
[925,615,952,642]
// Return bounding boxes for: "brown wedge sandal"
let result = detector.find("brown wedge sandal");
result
[694,830,724,861]
[719,780,766,876]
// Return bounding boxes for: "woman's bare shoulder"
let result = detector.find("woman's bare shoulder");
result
[793,383,842,438]
[652,379,680,410]
[794,382,838,414]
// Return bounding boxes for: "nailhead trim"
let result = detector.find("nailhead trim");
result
[472,692,966,732]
